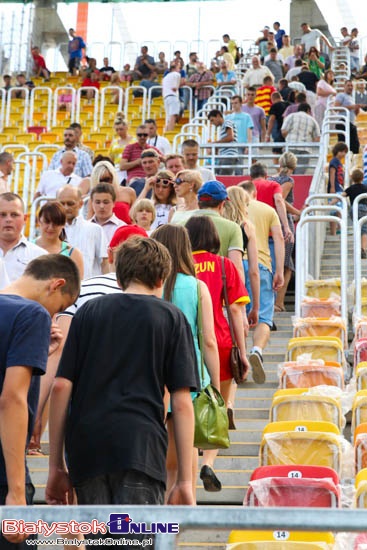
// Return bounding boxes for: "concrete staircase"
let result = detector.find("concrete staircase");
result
[26,307,293,550]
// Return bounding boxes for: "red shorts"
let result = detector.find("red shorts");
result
[219,346,233,381]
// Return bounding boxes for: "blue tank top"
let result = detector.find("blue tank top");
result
[171,273,210,390]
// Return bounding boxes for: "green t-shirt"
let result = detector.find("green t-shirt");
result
[180,209,243,257]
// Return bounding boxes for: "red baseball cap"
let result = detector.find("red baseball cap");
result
[109,225,148,248]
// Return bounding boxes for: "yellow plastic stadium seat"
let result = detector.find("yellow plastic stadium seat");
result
[82,140,98,150]
[304,279,341,299]
[2,144,29,157]
[357,362,367,391]
[300,297,341,318]
[352,391,367,434]
[286,337,345,366]
[40,133,61,144]
[355,468,367,507]
[270,389,343,429]
[227,530,334,548]
[355,423,367,472]
[34,145,61,163]
[3,126,20,136]
[14,134,36,145]
[94,148,110,157]
[293,317,347,346]
[88,132,107,145]
[260,421,342,474]
[279,361,344,389]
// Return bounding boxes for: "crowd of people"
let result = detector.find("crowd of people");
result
[0,21,367,549]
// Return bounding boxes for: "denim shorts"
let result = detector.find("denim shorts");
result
[244,260,274,327]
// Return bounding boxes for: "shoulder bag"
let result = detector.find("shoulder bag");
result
[193,280,230,450]
[221,256,246,385]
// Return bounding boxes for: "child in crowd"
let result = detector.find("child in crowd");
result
[130,198,156,234]
[341,169,367,258]
[328,141,349,236]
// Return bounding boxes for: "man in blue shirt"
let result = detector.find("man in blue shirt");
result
[225,96,253,174]
[0,255,79,547]
[68,28,86,76]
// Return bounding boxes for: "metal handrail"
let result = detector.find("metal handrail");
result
[0,88,6,130]
[3,505,367,550]
[124,86,147,123]
[295,198,348,325]
[75,87,100,130]
[17,151,48,205]
[29,86,52,130]
[5,88,29,130]
[52,87,76,128]
[99,86,124,127]
[353,193,367,318]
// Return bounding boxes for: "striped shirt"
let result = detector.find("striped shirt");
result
[49,147,93,178]
[218,119,238,157]
[60,273,121,317]
[363,145,367,182]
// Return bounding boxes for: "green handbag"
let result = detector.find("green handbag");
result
[193,281,230,450]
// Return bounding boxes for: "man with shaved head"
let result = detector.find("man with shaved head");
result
[242,56,274,89]
[35,151,81,199]
[0,153,14,194]
[57,186,108,278]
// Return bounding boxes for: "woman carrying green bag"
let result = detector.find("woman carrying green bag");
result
[151,224,220,503]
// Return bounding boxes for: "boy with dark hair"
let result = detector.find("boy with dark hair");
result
[328,141,349,236]
[46,237,199,544]
[207,109,239,175]
[0,254,79,547]
[90,182,125,245]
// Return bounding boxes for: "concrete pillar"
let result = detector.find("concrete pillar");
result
[32,0,69,67]
[290,0,332,44]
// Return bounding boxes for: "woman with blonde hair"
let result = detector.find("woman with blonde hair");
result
[130,198,156,234]
[138,169,176,229]
[85,159,136,224]
[168,169,203,223]
[268,151,302,312]
[223,185,260,428]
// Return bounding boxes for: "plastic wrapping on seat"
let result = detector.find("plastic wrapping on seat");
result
[356,362,367,391]
[271,389,344,429]
[287,337,345,366]
[227,529,334,549]
[355,469,367,508]
[260,421,342,474]
[304,278,341,299]
[245,464,340,507]
[352,391,367,434]
[355,423,367,473]
[300,296,341,318]
[355,339,367,367]
[355,319,367,341]
[279,361,344,389]
[293,317,347,347]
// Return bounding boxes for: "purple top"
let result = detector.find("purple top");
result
[242,104,266,138]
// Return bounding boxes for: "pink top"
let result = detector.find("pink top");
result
[316,79,336,107]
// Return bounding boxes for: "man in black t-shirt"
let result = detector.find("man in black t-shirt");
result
[46,238,199,528]
[266,91,288,155]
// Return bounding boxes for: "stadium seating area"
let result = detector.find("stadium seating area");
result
[4,39,367,549]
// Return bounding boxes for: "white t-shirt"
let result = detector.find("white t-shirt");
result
[147,135,171,155]
[0,237,47,282]
[162,71,181,99]
[301,29,323,52]
[65,216,107,279]
[0,258,10,289]
[37,169,82,198]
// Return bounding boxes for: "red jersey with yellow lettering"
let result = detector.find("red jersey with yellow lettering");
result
[192,251,249,350]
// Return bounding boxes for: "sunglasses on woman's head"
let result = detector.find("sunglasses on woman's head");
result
[156,178,173,187]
